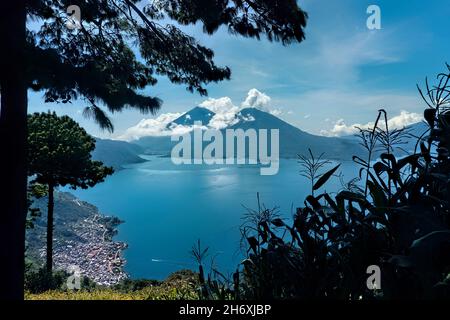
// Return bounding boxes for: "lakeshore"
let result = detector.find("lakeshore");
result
[27,192,128,286]
[50,212,128,285]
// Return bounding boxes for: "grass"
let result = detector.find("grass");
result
[26,270,199,300]
[26,287,198,300]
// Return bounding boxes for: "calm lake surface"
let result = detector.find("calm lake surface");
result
[67,156,358,280]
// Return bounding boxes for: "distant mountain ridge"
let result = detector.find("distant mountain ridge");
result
[170,106,215,127]
[136,106,366,161]
[232,108,365,159]
[92,138,146,169]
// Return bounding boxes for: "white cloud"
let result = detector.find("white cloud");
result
[118,89,283,140]
[241,88,272,109]
[201,89,280,129]
[387,110,423,129]
[168,122,208,136]
[117,112,181,141]
[273,88,423,135]
[117,113,210,140]
[239,113,256,122]
[199,96,235,113]
[208,111,240,130]
[321,110,422,137]
[200,97,241,129]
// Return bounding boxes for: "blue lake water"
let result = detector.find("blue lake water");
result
[66,156,358,280]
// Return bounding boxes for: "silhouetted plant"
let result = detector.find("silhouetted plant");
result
[191,240,234,300]
[191,239,208,288]
[354,109,412,201]
[298,149,336,196]
[338,174,364,194]
[196,64,450,300]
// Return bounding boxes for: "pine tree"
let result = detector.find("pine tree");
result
[0,0,307,299]
[28,112,113,274]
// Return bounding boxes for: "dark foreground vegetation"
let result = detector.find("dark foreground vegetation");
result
[193,65,450,300]
[26,270,199,300]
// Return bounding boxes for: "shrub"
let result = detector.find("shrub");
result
[24,268,68,294]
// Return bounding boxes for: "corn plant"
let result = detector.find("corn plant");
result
[195,65,450,300]
[246,65,450,299]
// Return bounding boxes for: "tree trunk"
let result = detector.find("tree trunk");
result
[0,0,27,300]
[46,183,55,273]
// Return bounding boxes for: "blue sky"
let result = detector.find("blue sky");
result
[28,0,450,139]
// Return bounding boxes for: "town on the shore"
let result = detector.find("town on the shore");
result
[39,210,128,286]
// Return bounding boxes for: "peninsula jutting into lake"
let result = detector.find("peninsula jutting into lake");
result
[26,192,128,286]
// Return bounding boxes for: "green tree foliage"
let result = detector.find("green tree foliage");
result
[24,268,69,294]
[0,0,307,299]
[26,183,48,229]
[25,0,308,130]
[28,112,113,273]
